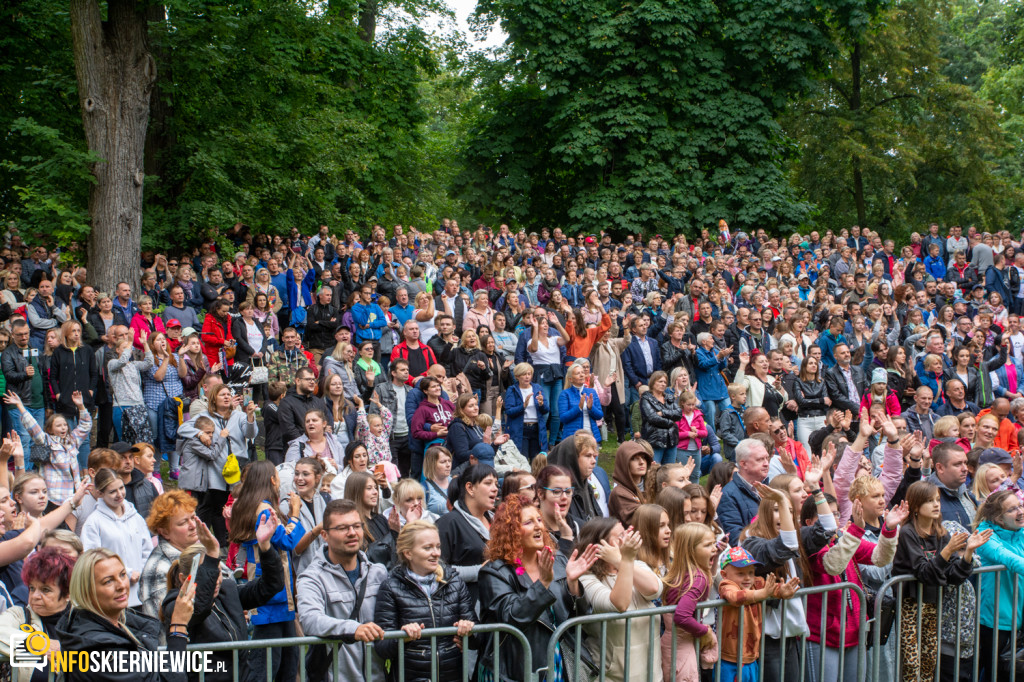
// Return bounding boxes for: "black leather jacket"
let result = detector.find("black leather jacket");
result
[373,564,475,681]
[639,391,682,448]
[477,556,584,681]
[793,378,829,418]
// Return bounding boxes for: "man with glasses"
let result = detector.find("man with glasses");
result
[297,499,388,681]
[276,367,328,444]
[1,319,45,466]
[767,418,810,479]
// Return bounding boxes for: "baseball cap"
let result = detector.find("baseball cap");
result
[166,319,182,328]
[721,546,761,570]
[182,327,197,337]
[505,278,517,285]
[110,442,133,455]
[980,447,1013,467]
[445,250,457,257]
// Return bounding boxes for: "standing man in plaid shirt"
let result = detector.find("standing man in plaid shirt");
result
[266,327,316,387]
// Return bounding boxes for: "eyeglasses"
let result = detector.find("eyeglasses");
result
[326,523,363,534]
[1004,505,1024,516]
[542,487,574,497]
[773,427,786,435]
[519,483,536,492]
[168,262,178,267]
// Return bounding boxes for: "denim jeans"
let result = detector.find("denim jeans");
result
[651,446,677,465]
[538,379,562,445]
[112,406,125,441]
[700,397,729,433]
[251,620,298,682]
[680,448,701,481]
[12,407,44,472]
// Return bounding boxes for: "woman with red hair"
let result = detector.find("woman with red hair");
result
[476,494,599,682]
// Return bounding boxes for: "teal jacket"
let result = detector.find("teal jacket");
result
[975,520,1024,630]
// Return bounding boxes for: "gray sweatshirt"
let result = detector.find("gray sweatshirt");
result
[108,346,153,406]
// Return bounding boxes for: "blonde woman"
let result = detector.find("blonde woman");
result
[372,520,475,682]
[414,291,436,344]
[57,548,195,680]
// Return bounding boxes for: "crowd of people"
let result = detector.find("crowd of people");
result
[0,220,1021,681]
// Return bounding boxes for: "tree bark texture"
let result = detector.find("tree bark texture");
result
[850,41,866,227]
[70,0,155,297]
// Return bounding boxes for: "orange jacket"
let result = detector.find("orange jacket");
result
[977,408,1019,452]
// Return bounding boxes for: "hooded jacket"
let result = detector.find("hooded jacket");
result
[160,548,284,682]
[975,520,1024,630]
[608,441,652,527]
[372,564,476,682]
[548,435,600,530]
[79,500,154,607]
[296,548,388,682]
[57,608,186,682]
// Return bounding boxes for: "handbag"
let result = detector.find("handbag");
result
[121,404,154,444]
[224,339,237,360]
[222,453,241,485]
[28,441,50,465]
[1000,627,1024,677]
[250,357,268,385]
[851,562,897,647]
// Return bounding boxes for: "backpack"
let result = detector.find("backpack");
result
[1011,265,1020,293]
[289,306,307,335]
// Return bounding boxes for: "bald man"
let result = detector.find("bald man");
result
[744,407,771,437]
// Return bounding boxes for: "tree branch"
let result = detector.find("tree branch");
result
[867,94,919,113]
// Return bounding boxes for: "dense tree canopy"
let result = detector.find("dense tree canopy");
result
[1,0,1024,260]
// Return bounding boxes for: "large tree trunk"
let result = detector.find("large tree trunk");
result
[358,0,378,43]
[144,5,173,188]
[70,0,155,297]
[850,41,866,227]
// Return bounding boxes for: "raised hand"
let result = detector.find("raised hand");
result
[876,413,898,441]
[944,532,969,557]
[803,455,824,490]
[858,408,876,438]
[850,499,866,529]
[618,529,643,562]
[775,576,801,599]
[537,545,555,587]
[565,544,600,582]
[71,391,84,408]
[709,484,723,509]
[840,410,853,432]
[884,500,911,529]
[967,528,993,552]
[197,519,220,557]
[758,573,779,601]
[738,351,750,366]
[753,481,786,504]
[255,512,276,548]
[820,441,837,475]
[680,457,697,481]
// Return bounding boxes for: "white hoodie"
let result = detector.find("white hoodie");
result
[80,499,154,606]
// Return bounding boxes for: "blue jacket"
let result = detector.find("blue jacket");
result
[244,506,305,625]
[622,336,661,388]
[504,383,548,454]
[986,266,1012,310]
[718,472,762,546]
[976,520,1024,630]
[924,255,947,281]
[695,347,728,402]
[558,385,603,442]
[991,359,1024,399]
[817,330,846,369]
[351,302,386,342]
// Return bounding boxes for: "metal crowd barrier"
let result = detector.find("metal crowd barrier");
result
[184,622,535,682]
[545,581,867,682]
[154,565,1023,682]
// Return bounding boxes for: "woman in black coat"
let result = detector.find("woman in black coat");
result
[435,464,499,603]
[161,517,283,682]
[230,302,268,369]
[373,520,476,681]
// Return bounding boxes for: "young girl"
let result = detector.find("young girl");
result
[344,470,389,547]
[132,443,163,495]
[578,518,663,682]
[78,467,154,606]
[228,460,306,682]
[676,391,707,483]
[859,368,901,417]
[634,503,672,577]
[11,389,91,504]
[608,441,654,527]
[892,481,990,682]
[662,522,721,682]
[354,394,394,465]
[285,457,327,576]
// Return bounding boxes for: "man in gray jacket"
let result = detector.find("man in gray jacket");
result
[297,499,388,682]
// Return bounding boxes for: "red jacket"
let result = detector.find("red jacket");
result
[201,314,233,368]
[859,389,901,417]
[390,342,438,385]
[677,410,708,451]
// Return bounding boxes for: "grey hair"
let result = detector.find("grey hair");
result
[473,290,489,301]
[696,332,713,345]
[1011,398,1024,414]
[734,439,765,463]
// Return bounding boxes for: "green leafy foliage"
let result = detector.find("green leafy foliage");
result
[784,0,1020,239]
[455,0,890,237]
